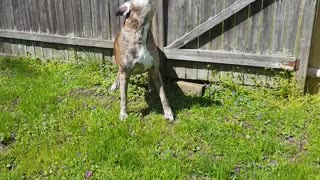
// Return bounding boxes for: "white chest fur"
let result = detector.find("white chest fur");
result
[135,22,154,71]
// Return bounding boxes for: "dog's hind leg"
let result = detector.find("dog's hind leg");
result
[148,71,155,92]
[150,69,174,122]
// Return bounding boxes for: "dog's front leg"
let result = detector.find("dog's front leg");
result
[119,72,130,120]
[150,69,174,122]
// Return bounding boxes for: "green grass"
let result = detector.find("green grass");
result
[1,56,320,179]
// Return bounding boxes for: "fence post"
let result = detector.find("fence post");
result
[297,0,318,92]
[152,0,166,75]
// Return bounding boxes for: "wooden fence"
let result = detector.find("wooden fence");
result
[0,0,319,89]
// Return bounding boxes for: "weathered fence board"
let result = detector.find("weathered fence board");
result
[0,0,318,89]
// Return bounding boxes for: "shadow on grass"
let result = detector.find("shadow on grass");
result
[0,57,41,77]
[142,81,222,118]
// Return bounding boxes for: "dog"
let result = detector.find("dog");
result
[110,0,174,121]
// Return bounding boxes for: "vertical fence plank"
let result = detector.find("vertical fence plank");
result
[0,1,8,29]
[185,0,199,49]
[0,39,4,54]
[154,0,165,49]
[2,38,12,55]
[11,0,26,56]
[286,1,301,56]
[247,0,263,53]
[100,0,111,40]
[91,0,100,39]
[81,0,93,38]
[272,0,286,54]
[2,1,12,54]
[55,0,66,36]
[47,0,57,34]
[28,0,41,32]
[211,0,224,50]
[166,0,177,45]
[26,41,35,57]
[38,0,49,33]
[109,0,120,39]
[72,0,83,37]
[33,41,43,58]
[63,0,75,36]
[177,0,187,46]
[297,0,318,90]
[20,0,31,32]
[20,0,33,57]
[199,0,210,49]
[259,0,275,54]
[233,5,250,52]
[55,0,67,59]
[11,0,23,31]
[223,0,236,52]
[4,0,14,30]
[0,2,7,53]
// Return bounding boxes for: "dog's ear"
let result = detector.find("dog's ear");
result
[116,2,131,18]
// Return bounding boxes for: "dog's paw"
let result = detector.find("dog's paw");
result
[110,82,119,91]
[120,113,128,121]
[165,112,174,122]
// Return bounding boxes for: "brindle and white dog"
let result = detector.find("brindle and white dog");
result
[111,0,174,121]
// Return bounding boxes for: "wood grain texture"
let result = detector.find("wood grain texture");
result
[99,0,111,40]
[259,0,275,54]
[233,5,250,52]
[185,0,199,49]
[81,0,93,38]
[109,0,120,39]
[0,30,114,48]
[11,0,24,31]
[210,0,224,50]
[164,48,297,70]
[166,0,256,49]
[39,0,49,33]
[20,0,31,32]
[297,0,318,90]
[247,0,263,53]
[63,0,75,36]
[198,0,211,50]
[55,0,66,36]
[166,0,178,45]
[91,0,100,39]
[72,0,83,37]
[309,0,320,68]
[46,0,57,34]
[4,0,14,30]
[28,0,41,32]
[223,0,236,51]
[0,1,8,29]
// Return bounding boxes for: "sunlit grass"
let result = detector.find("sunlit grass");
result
[1,57,320,179]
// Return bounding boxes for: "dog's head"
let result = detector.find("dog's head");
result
[116,0,155,18]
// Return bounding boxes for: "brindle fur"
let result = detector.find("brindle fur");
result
[111,0,174,121]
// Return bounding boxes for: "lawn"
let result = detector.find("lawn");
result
[1,56,320,179]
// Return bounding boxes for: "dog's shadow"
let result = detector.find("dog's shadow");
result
[142,81,222,118]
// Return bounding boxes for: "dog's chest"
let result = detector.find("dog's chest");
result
[132,22,155,72]
[135,46,154,70]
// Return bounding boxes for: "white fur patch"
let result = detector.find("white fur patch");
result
[137,22,154,71]
[122,2,131,17]
[137,46,153,71]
